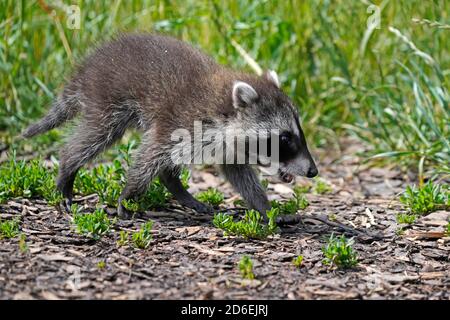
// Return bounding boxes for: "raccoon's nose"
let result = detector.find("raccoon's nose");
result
[306,166,318,178]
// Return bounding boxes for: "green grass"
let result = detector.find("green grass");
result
[396,213,417,225]
[196,188,224,206]
[0,0,448,182]
[322,234,358,269]
[213,208,279,239]
[72,206,114,240]
[399,181,449,215]
[0,218,20,239]
[132,221,154,249]
[238,255,255,280]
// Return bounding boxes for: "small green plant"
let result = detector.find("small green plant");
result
[270,189,309,215]
[180,168,191,189]
[75,159,171,210]
[399,181,448,215]
[117,230,129,247]
[446,222,450,236]
[37,172,64,206]
[196,188,224,206]
[0,218,20,239]
[132,221,154,249]
[292,255,304,268]
[293,185,311,194]
[97,260,106,269]
[322,234,358,268]
[0,154,62,205]
[313,177,332,195]
[213,208,279,239]
[75,161,125,207]
[18,233,28,253]
[73,208,114,240]
[396,213,417,225]
[143,179,172,209]
[238,256,255,280]
[233,199,246,207]
[121,199,140,213]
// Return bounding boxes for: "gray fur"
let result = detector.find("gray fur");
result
[21,93,80,138]
[221,164,270,214]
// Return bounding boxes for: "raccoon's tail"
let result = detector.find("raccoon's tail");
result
[21,95,80,138]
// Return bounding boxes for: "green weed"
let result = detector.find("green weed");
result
[0,154,62,205]
[399,181,449,215]
[396,213,417,225]
[322,234,358,269]
[270,189,309,215]
[313,177,332,195]
[18,233,28,253]
[238,256,255,280]
[196,188,224,206]
[73,207,114,240]
[116,230,130,247]
[292,255,304,268]
[213,208,279,239]
[293,185,311,194]
[0,218,20,239]
[132,221,154,249]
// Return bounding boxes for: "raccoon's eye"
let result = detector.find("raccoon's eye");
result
[280,132,292,145]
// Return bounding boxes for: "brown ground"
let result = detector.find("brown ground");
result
[0,141,449,299]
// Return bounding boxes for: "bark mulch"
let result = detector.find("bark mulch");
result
[1,144,449,299]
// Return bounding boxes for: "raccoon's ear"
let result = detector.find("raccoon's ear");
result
[264,70,280,88]
[232,81,258,109]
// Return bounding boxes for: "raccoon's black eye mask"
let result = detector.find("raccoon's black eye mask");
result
[253,131,300,164]
[278,131,301,162]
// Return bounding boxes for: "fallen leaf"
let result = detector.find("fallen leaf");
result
[37,254,74,262]
[188,243,225,256]
[185,226,202,236]
[273,184,294,194]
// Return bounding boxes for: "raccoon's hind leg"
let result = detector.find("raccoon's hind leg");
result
[221,164,271,218]
[57,116,129,211]
[159,168,213,214]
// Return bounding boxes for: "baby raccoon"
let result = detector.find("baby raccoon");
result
[22,34,318,219]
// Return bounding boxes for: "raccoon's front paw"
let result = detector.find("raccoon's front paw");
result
[117,203,133,220]
[183,199,214,215]
[61,198,73,213]
[275,214,301,226]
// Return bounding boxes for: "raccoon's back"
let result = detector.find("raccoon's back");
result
[73,34,218,105]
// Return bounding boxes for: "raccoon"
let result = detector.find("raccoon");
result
[22,33,318,219]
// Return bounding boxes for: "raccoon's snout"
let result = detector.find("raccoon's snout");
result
[306,164,318,178]
[279,154,318,181]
